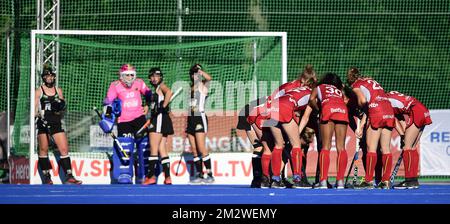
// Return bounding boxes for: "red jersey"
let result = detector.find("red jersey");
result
[317,84,346,107]
[386,91,432,128]
[269,86,311,123]
[351,78,395,128]
[316,84,349,123]
[351,78,386,103]
[267,80,302,107]
[385,91,417,115]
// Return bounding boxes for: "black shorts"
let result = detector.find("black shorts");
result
[117,115,146,138]
[148,113,174,136]
[236,104,251,131]
[186,113,208,135]
[37,119,64,135]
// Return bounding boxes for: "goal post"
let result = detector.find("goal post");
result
[27,30,287,184]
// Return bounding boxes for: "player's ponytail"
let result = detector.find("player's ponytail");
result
[346,67,361,85]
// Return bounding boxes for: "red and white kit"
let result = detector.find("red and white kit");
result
[386,91,432,128]
[316,84,349,123]
[351,78,395,128]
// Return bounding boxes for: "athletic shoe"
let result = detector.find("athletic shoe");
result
[377,181,390,189]
[203,175,215,184]
[314,180,328,189]
[393,178,419,189]
[64,175,82,185]
[260,175,271,189]
[189,176,204,185]
[42,173,53,185]
[270,178,286,189]
[164,176,172,185]
[142,176,157,185]
[355,181,374,189]
[250,176,262,188]
[409,178,420,189]
[335,180,345,189]
[292,177,312,189]
[282,178,294,189]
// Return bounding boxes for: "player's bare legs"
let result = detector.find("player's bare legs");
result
[335,122,348,188]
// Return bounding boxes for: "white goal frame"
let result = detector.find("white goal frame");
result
[29,30,287,184]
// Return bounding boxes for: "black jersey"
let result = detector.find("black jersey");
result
[39,86,63,123]
[149,85,167,116]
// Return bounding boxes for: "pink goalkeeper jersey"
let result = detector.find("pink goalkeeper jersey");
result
[105,78,151,123]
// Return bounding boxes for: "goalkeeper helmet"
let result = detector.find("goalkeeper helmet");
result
[148,67,163,86]
[119,64,137,87]
[41,69,56,88]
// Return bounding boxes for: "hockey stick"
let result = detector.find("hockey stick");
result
[389,150,403,188]
[93,107,128,158]
[345,118,361,187]
[135,87,183,136]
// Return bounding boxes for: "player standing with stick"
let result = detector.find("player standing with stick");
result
[347,67,395,189]
[143,68,175,185]
[35,69,82,185]
[386,91,432,189]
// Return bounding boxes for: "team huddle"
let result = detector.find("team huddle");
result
[34,63,431,189]
[237,65,432,189]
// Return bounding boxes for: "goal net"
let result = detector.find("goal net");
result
[20,30,286,184]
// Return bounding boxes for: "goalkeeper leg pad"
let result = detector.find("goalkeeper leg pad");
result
[112,137,135,184]
[135,136,150,184]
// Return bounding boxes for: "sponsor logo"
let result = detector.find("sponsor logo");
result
[195,124,203,130]
[382,115,394,119]
[331,108,346,113]
[375,96,389,101]
[369,103,378,108]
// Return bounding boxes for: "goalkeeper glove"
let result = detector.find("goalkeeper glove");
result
[51,99,66,112]
[99,113,115,133]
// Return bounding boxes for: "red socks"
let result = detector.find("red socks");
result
[411,150,419,178]
[365,152,377,182]
[271,147,283,176]
[290,147,303,176]
[261,154,271,177]
[381,153,392,182]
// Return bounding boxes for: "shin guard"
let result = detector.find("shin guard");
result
[135,136,150,184]
[112,137,135,184]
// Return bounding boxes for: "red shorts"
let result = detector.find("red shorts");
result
[321,103,349,123]
[247,105,267,125]
[406,102,432,128]
[269,98,298,124]
[368,99,395,129]
[255,113,271,130]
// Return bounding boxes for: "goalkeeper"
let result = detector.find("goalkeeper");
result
[101,64,152,184]
[35,69,82,185]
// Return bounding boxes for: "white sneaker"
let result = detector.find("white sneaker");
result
[203,175,215,184]
[335,180,345,189]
